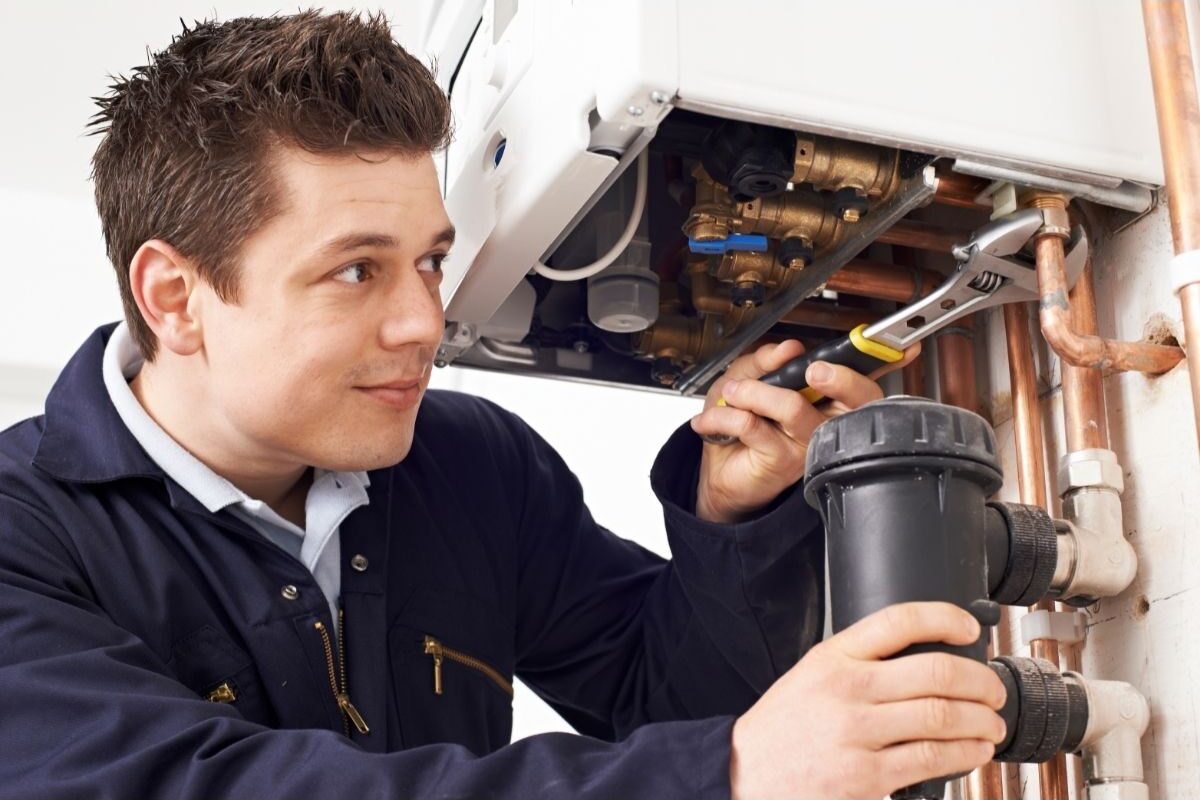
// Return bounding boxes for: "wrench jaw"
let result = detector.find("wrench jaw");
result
[1063,224,1090,288]
[861,210,1088,352]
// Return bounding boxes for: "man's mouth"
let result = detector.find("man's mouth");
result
[355,379,424,410]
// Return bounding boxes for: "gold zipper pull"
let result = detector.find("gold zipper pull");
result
[423,635,444,695]
[337,693,371,734]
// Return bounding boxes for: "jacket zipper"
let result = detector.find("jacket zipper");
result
[423,635,514,698]
[314,610,370,735]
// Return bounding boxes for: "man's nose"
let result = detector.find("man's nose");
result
[378,272,445,352]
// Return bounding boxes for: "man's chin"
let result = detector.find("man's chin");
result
[308,431,416,473]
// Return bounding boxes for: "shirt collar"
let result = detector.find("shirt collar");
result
[34,323,370,519]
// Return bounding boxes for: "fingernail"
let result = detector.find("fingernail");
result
[806,362,832,384]
[964,614,981,639]
[723,380,740,399]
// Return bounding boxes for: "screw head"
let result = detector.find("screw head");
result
[650,90,669,105]
[627,105,644,117]
[351,554,369,572]
[573,340,590,353]
[281,584,299,601]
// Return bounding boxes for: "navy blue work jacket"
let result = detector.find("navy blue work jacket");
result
[0,324,825,799]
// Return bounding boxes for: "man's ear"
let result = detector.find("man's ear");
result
[128,240,204,357]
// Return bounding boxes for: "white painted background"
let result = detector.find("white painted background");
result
[5,4,1200,796]
[0,0,701,741]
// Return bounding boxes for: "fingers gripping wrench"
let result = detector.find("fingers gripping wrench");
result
[704,208,1089,444]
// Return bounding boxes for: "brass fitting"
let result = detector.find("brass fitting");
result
[715,248,792,291]
[1019,190,1072,241]
[683,166,738,242]
[791,134,901,202]
[735,187,845,249]
[689,268,733,317]
[636,314,723,369]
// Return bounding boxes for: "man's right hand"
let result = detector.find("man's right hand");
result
[730,602,1008,800]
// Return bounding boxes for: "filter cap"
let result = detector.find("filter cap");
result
[805,396,1002,480]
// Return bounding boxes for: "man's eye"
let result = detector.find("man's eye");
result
[333,263,370,284]
[418,254,447,274]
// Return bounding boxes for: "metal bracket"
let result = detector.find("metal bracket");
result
[1022,609,1087,647]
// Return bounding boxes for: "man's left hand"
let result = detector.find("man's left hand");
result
[690,339,921,524]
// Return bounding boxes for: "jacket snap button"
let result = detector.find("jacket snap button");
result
[281,584,299,600]
[351,554,369,572]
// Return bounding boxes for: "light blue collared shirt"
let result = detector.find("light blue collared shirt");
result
[102,322,369,631]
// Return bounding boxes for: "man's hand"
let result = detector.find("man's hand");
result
[730,602,1007,800]
[690,339,920,523]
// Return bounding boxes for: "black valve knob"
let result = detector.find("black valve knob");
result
[701,120,796,202]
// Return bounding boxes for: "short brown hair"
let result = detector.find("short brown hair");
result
[89,10,453,359]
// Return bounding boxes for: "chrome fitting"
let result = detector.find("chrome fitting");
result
[1059,448,1125,494]
[1063,675,1150,800]
[1053,449,1136,603]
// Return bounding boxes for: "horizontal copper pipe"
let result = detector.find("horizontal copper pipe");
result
[878,219,967,254]
[933,171,992,210]
[779,303,879,331]
[826,259,942,303]
[1036,235,1183,373]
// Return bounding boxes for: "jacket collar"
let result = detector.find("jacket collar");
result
[34,323,168,486]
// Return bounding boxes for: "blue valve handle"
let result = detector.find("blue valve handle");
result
[687,234,769,255]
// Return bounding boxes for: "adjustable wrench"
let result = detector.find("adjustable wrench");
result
[704,208,1088,443]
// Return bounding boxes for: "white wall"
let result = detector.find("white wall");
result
[0,0,701,742]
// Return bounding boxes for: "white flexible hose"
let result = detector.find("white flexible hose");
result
[533,151,649,282]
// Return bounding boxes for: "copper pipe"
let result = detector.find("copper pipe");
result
[1144,0,1200,452]
[1036,235,1183,374]
[1003,301,1068,800]
[878,219,967,254]
[779,303,879,331]
[1062,261,1110,451]
[941,312,998,800]
[1004,303,1049,507]
[934,171,993,210]
[902,353,927,397]
[936,320,979,414]
[826,259,941,303]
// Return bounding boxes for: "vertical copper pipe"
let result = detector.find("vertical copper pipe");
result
[937,320,979,414]
[1062,261,1110,452]
[903,355,928,397]
[1003,301,1068,800]
[1144,0,1200,453]
[938,315,1001,800]
[1003,303,1049,508]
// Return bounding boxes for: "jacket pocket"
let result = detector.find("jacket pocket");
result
[388,588,513,755]
[167,624,276,726]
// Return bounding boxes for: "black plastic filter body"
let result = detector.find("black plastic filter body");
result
[804,397,1004,800]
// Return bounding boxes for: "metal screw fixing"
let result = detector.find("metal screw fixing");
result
[281,585,299,600]
[842,208,861,223]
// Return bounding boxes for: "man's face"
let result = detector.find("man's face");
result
[193,146,451,472]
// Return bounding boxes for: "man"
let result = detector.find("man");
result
[0,11,1006,799]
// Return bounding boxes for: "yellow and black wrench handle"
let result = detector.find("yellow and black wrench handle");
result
[704,325,904,445]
